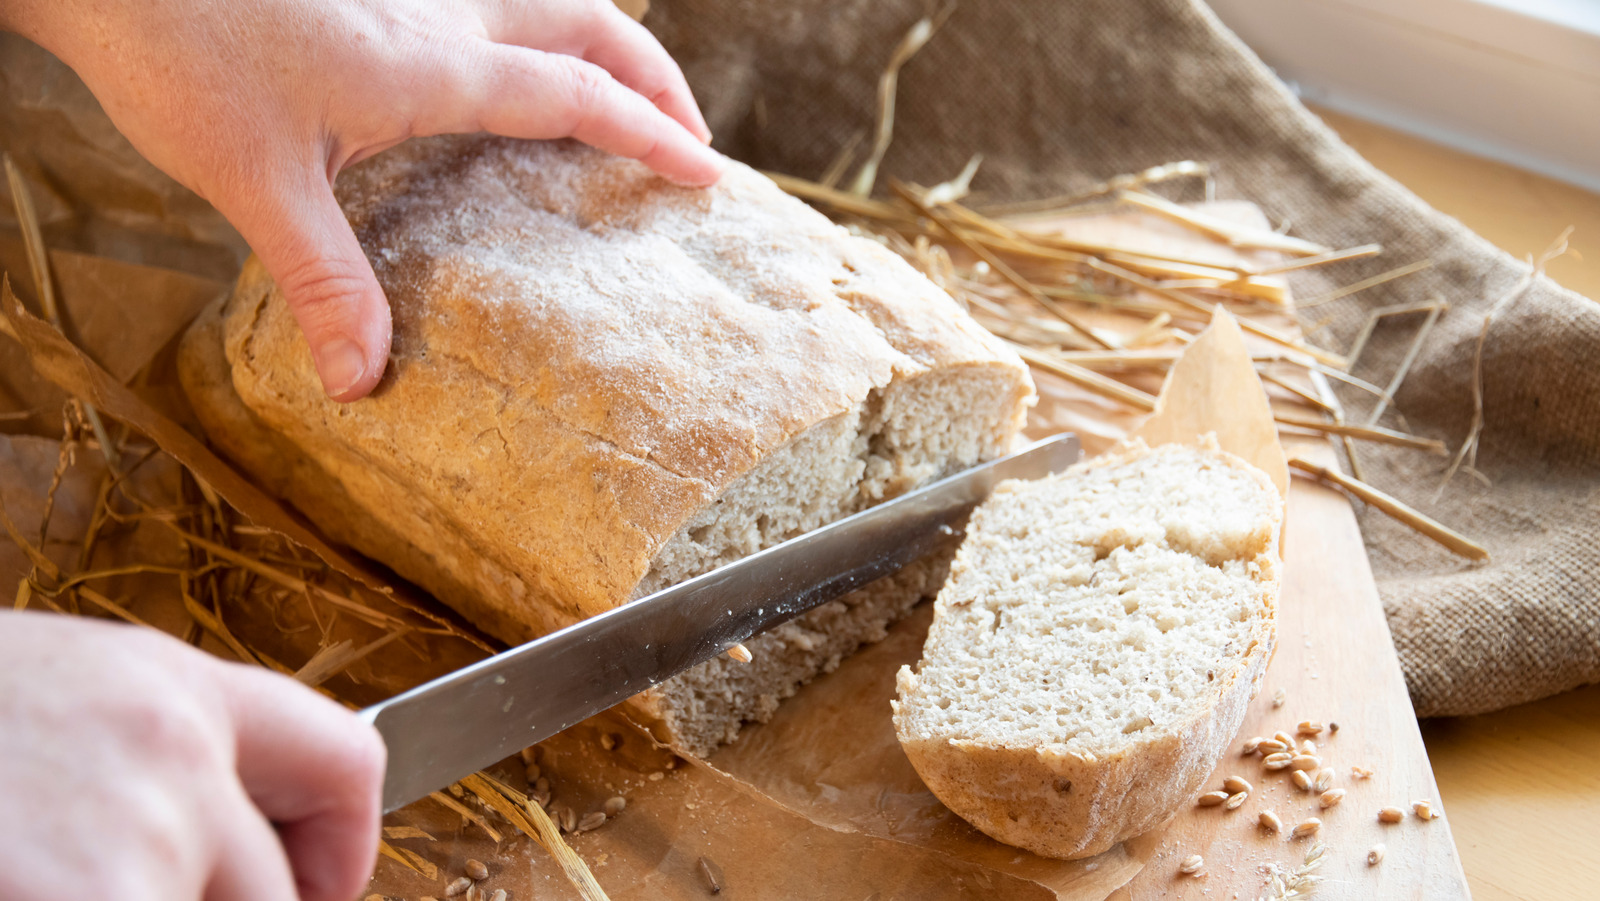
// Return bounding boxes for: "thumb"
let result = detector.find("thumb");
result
[225,174,392,402]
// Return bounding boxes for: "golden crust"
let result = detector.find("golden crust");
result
[180,135,1031,649]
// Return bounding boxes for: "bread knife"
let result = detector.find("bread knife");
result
[360,432,1081,812]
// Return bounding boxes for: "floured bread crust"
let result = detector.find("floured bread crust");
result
[180,135,1032,751]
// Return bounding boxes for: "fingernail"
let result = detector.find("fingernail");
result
[314,338,367,399]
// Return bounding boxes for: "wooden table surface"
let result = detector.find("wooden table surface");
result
[1310,105,1600,901]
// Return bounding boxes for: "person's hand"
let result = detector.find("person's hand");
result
[1,0,724,401]
[0,611,386,901]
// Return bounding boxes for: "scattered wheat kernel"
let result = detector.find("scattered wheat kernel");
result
[648,771,665,782]
[604,796,627,816]
[1197,791,1229,807]
[1258,810,1283,833]
[1263,752,1294,770]
[1223,776,1253,794]
[1299,739,1317,755]
[1313,768,1335,793]
[445,877,473,898]
[531,788,551,809]
[464,859,489,881]
[1292,770,1313,791]
[524,763,542,783]
[489,891,508,901]
[1351,765,1374,779]
[1224,791,1249,810]
[1179,854,1205,875]
[1242,736,1264,755]
[1297,721,1325,736]
[1272,688,1287,708]
[1367,844,1386,866]
[534,777,550,793]
[1274,730,1296,748]
[1413,800,1436,820]
[578,811,607,832]
[1257,739,1288,755]
[1292,818,1322,839]
[1378,807,1405,824]
[1319,788,1347,809]
[1330,722,1341,734]
[698,856,725,894]
[599,733,617,751]
[1290,754,1321,771]
[665,757,681,770]
[557,806,577,833]
[726,642,753,664]
[519,747,538,766]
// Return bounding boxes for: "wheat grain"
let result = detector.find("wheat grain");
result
[1292,818,1322,839]
[1224,776,1254,794]
[1259,810,1283,833]
[1367,844,1385,866]
[465,859,489,881]
[1318,789,1346,809]
[1179,854,1205,875]
[1197,791,1229,807]
[1225,791,1249,810]
[578,812,607,832]
[1378,807,1405,824]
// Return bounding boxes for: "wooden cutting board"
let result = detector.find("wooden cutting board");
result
[1102,432,1472,899]
[1021,206,1474,899]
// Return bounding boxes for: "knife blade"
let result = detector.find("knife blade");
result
[360,432,1080,812]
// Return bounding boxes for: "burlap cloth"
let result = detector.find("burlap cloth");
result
[3,0,1596,717]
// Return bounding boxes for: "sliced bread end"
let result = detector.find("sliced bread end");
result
[893,439,1281,859]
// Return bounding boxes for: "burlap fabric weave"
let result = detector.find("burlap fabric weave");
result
[650,0,1600,718]
[4,0,1597,717]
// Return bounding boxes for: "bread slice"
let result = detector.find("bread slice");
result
[892,440,1280,859]
[179,135,1034,755]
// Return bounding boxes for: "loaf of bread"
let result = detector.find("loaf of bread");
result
[178,135,1034,755]
[893,440,1280,858]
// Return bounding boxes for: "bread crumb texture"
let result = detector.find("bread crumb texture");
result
[894,440,1280,858]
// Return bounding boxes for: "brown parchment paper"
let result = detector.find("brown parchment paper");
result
[0,238,224,436]
[1132,308,1289,500]
[1,201,1284,900]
